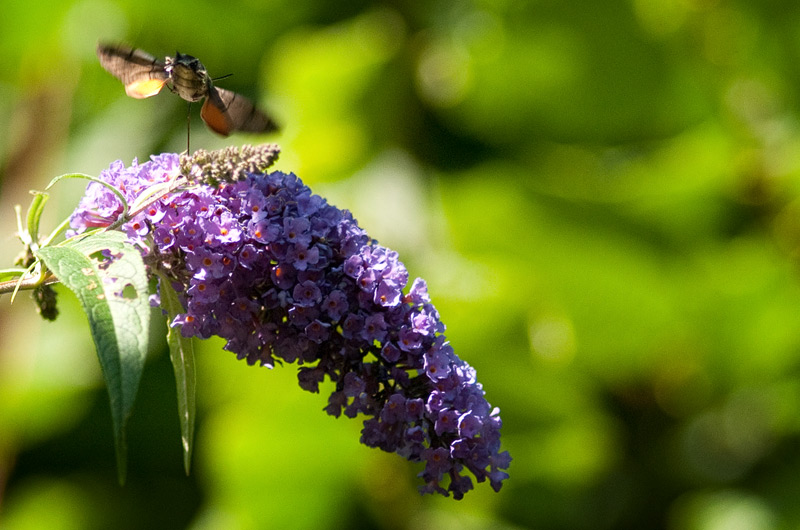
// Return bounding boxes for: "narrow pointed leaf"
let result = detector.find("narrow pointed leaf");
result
[155,271,196,475]
[0,269,28,282]
[25,191,48,245]
[36,231,150,483]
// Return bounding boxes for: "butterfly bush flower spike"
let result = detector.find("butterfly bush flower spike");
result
[68,145,511,499]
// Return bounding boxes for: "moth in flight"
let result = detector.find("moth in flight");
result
[96,43,278,137]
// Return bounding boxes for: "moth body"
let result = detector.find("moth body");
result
[166,53,210,102]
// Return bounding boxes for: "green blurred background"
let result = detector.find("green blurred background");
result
[2,0,800,528]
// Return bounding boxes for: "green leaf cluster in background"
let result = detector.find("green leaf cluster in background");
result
[3,0,800,529]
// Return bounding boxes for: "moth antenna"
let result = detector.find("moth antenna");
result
[212,73,233,82]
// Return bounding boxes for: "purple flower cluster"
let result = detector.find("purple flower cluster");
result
[69,150,510,498]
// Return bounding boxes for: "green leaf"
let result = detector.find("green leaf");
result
[24,191,48,246]
[155,271,196,475]
[0,268,28,282]
[35,231,150,484]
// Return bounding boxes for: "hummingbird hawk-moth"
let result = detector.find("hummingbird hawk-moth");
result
[96,43,278,137]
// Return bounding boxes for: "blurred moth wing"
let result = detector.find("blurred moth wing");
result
[96,44,169,99]
[201,86,278,137]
